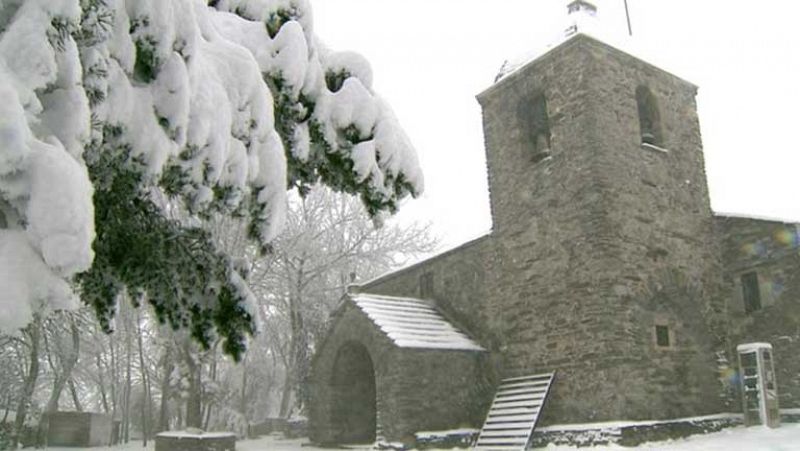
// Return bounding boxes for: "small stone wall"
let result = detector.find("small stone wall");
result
[531,414,741,448]
[404,414,742,449]
[248,418,286,437]
[43,411,111,447]
[155,431,235,451]
[412,428,479,449]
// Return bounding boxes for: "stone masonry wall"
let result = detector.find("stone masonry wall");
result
[309,303,395,444]
[577,36,725,419]
[478,36,624,424]
[382,349,491,443]
[363,235,499,350]
[476,35,724,423]
[716,216,800,408]
[352,34,736,429]
[308,301,489,444]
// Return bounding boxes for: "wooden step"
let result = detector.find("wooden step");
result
[482,422,535,431]
[497,380,550,390]
[473,371,556,450]
[475,437,529,446]
[484,414,538,423]
[495,387,548,396]
[501,374,553,383]
[493,393,546,403]
[488,407,540,417]
[479,429,531,437]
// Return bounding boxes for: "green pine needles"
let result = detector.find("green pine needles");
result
[80,140,255,361]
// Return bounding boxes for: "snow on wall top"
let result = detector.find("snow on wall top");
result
[349,293,485,352]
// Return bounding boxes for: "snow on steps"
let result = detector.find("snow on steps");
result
[474,372,556,451]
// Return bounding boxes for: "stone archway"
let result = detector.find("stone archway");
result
[330,341,377,444]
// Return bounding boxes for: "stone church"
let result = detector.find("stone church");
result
[308,1,800,445]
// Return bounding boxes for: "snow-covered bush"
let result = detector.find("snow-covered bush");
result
[0,0,422,359]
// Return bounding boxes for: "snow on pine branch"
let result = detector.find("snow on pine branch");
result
[211,0,423,214]
[0,0,93,332]
[0,0,423,341]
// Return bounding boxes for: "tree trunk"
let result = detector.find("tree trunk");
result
[158,347,174,432]
[185,371,202,428]
[46,317,81,412]
[96,352,109,413]
[202,347,217,431]
[136,311,151,444]
[279,293,306,418]
[239,356,248,422]
[13,314,42,449]
[123,308,132,443]
[68,378,83,411]
[109,333,118,419]
[184,342,203,429]
[158,359,172,431]
[278,369,293,419]
[176,403,183,430]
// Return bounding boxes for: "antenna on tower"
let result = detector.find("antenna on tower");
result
[624,0,633,36]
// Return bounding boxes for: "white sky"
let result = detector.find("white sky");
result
[311,0,800,252]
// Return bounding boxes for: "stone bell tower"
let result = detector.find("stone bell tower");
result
[477,0,725,423]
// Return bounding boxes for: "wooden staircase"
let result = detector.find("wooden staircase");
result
[473,372,556,450]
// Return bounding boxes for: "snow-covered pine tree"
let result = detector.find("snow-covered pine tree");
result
[0,0,423,361]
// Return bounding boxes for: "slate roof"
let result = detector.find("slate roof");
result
[349,293,485,352]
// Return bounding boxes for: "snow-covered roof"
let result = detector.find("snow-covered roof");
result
[349,293,485,352]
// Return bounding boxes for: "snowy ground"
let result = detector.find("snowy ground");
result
[39,422,800,450]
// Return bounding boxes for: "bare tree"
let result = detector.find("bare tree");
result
[251,186,437,417]
[12,314,42,448]
[141,186,435,432]
[43,311,83,412]
[135,310,154,444]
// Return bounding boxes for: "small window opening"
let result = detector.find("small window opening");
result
[635,85,663,147]
[419,272,434,298]
[518,93,551,163]
[741,272,761,313]
[655,325,670,347]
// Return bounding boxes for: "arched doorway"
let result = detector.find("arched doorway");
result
[330,341,376,443]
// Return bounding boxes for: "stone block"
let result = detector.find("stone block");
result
[155,431,236,451]
[43,411,112,447]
